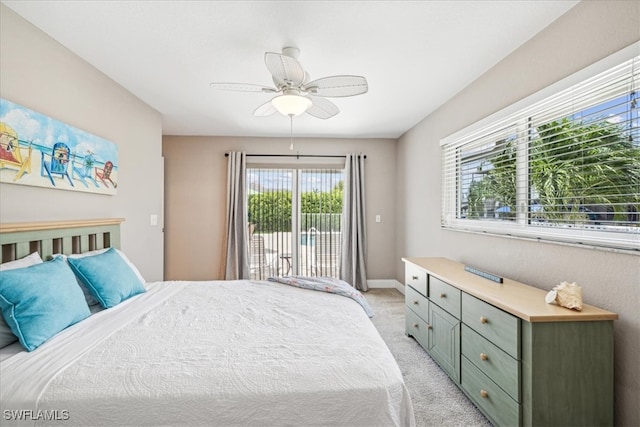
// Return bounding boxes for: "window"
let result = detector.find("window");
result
[442,48,640,253]
[247,167,344,279]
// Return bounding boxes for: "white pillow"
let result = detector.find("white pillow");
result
[0,251,43,271]
[55,248,145,306]
[0,252,44,348]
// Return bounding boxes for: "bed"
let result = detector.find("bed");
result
[0,219,415,427]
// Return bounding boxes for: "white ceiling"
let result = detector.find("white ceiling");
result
[3,0,579,139]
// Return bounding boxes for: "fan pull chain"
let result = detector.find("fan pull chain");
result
[289,114,294,150]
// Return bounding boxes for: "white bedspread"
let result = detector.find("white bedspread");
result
[1,280,414,427]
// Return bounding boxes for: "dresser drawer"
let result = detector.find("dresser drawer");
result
[461,357,521,427]
[406,306,429,349]
[461,324,520,402]
[462,293,520,359]
[405,283,428,320]
[405,263,428,296]
[429,276,461,318]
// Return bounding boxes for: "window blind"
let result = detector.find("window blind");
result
[442,52,640,253]
[298,168,343,278]
[247,168,292,279]
[247,167,344,278]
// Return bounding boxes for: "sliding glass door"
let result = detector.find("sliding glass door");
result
[247,167,344,279]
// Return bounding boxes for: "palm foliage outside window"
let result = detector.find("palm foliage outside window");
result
[442,52,639,252]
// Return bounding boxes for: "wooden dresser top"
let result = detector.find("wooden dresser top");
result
[403,257,618,322]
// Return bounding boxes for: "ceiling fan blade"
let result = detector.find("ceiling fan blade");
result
[303,75,368,97]
[210,82,277,93]
[305,97,339,120]
[253,100,278,117]
[264,52,306,87]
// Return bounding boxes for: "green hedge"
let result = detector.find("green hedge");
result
[248,189,343,233]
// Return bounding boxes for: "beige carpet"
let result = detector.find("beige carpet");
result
[365,288,492,427]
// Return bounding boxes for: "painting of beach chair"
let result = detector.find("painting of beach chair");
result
[71,151,99,188]
[0,122,32,182]
[1,98,118,195]
[41,142,74,187]
[95,160,117,188]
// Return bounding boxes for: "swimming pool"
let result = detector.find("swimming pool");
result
[300,233,316,246]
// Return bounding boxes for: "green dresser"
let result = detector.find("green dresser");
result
[403,257,617,427]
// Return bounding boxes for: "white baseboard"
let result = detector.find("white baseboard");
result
[367,279,405,294]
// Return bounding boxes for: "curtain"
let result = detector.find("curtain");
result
[341,153,368,291]
[222,151,248,280]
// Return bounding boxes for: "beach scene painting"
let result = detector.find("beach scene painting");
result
[0,98,118,195]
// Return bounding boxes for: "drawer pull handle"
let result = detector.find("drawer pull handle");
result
[412,275,419,280]
[480,316,488,324]
[413,323,419,329]
[439,292,446,298]
[480,389,489,399]
[480,353,489,361]
[413,300,419,305]
[427,324,433,330]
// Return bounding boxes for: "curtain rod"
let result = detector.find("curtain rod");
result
[224,153,366,159]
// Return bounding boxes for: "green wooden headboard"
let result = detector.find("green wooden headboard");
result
[0,218,124,263]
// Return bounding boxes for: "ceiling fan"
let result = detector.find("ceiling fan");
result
[210,47,368,120]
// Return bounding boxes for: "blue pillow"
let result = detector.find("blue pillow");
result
[67,248,146,309]
[0,257,91,352]
[0,252,44,348]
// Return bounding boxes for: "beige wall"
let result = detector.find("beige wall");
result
[396,1,640,425]
[0,5,165,281]
[163,135,396,282]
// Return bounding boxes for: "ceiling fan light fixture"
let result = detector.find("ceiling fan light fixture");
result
[211,49,366,120]
[271,94,312,116]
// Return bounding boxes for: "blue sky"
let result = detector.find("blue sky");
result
[248,168,343,192]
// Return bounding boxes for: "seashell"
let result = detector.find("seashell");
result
[545,281,583,311]
[545,289,557,304]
